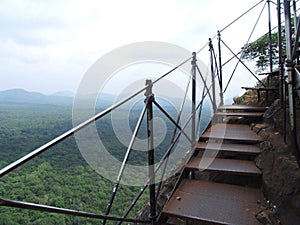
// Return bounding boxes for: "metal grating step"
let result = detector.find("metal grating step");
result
[218,105,267,112]
[163,179,264,225]
[200,124,263,143]
[214,112,264,118]
[204,123,253,132]
[186,157,262,176]
[196,142,262,155]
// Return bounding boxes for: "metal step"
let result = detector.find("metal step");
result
[200,124,263,143]
[163,179,264,225]
[196,142,262,155]
[186,157,262,176]
[205,123,253,131]
[214,112,264,118]
[202,124,256,135]
[218,105,267,112]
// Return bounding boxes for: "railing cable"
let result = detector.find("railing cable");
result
[222,39,266,93]
[219,0,265,33]
[155,82,213,224]
[223,0,268,93]
[118,88,211,224]
[102,102,148,224]
[210,42,221,86]
[1,1,284,222]
[197,0,265,54]
[0,54,192,178]
[153,101,193,144]
[196,69,211,135]
[196,64,214,105]
[155,75,191,201]
[0,198,151,223]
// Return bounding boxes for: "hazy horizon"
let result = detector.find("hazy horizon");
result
[1,0,277,100]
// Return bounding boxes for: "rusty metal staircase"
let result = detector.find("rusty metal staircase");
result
[3,1,300,223]
[161,105,266,225]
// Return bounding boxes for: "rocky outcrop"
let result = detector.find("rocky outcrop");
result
[253,107,300,224]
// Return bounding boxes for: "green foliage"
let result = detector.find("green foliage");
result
[0,101,193,224]
[241,32,281,72]
[240,17,300,73]
[0,103,152,224]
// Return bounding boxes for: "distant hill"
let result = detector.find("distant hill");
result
[0,89,73,106]
[0,88,212,111]
[51,90,75,98]
[0,89,118,107]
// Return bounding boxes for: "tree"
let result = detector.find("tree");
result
[240,15,300,73]
[241,32,281,72]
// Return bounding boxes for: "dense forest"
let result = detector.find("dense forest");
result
[0,88,212,224]
[0,102,152,225]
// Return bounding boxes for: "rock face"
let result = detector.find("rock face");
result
[256,209,273,225]
[254,115,300,224]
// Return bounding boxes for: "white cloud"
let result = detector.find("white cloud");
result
[0,0,279,97]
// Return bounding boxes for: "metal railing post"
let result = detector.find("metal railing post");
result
[293,0,298,35]
[277,0,283,104]
[267,0,273,74]
[284,0,300,165]
[145,79,157,224]
[267,0,273,102]
[277,0,287,142]
[217,31,224,105]
[209,38,217,112]
[191,52,197,146]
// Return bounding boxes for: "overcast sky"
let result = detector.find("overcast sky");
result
[0,0,279,99]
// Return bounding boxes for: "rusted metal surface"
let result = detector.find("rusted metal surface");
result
[196,142,262,155]
[200,124,263,143]
[163,179,264,225]
[214,112,264,118]
[218,105,267,112]
[0,198,151,223]
[207,123,253,131]
[186,157,262,176]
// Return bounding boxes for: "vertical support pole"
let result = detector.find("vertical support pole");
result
[191,52,197,146]
[277,0,284,104]
[217,31,224,105]
[277,0,287,142]
[145,79,156,224]
[293,0,298,35]
[292,1,299,64]
[268,0,273,74]
[267,0,273,102]
[284,0,300,165]
[209,38,217,113]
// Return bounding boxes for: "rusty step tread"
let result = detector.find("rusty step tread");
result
[186,157,261,176]
[242,86,276,91]
[203,125,262,136]
[200,124,263,143]
[214,112,264,117]
[199,133,263,143]
[206,123,252,131]
[201,123,262,136]
[203,123,254,134]
[196,142,262,155]
[218,105,267,112]
[163,179,264,225]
